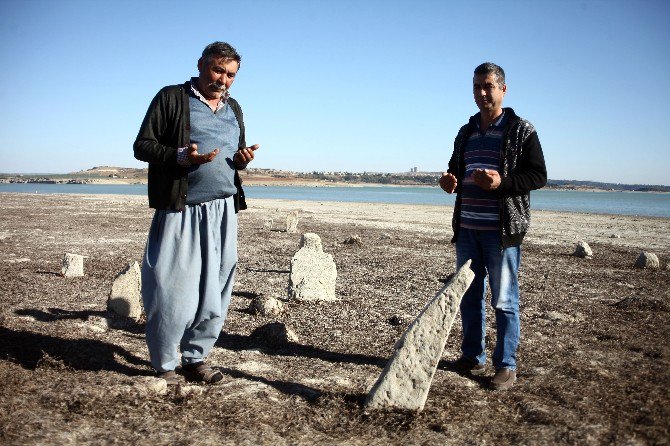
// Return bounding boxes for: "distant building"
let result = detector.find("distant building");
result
[410,167,418,173]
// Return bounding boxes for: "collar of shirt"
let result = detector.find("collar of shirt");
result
[190,77,229,112]
[476,110,506,130]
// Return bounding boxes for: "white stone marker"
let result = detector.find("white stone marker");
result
[634,251,659,269]
[108,261,143,320]
[288,233,337,301]
[573,241,592,258]
[61,253,84,277]
[286,211,299,233]
[365,260,475,411]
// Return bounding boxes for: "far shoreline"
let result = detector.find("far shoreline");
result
[2,176,669,193]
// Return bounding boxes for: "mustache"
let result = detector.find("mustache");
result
[209,83,227,91]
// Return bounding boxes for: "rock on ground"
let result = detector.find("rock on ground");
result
[634,252,659,269]
[573,241,592,258]
[250,322,299,348]
[250,295,284,317]
[61,252,84,277]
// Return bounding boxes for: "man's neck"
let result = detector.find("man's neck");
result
[479,108,504,129]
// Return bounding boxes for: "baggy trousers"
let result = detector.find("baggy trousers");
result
[141,196,237,373]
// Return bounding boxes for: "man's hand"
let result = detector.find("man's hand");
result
[187,143,219,165]
[233,144,260,169]
[439,172,458,193]
[473,168,501,191]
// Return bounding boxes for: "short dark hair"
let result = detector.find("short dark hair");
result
[474,62,505,88]
[201,41,241,66]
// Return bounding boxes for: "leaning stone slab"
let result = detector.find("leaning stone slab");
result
[634,252,659,269]
[365,260,474,412]
[286,211,299,233]
[573,241,592,258]
[61,253,84,277]
[288,233,337,301]
[108,261,143,320]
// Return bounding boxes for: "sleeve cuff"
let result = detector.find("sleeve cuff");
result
[177,147,191,166]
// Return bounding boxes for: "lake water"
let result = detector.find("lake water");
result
[1,183,669,218]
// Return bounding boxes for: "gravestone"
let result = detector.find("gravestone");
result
[61,253,84,277]
[288,233,337,301]
[286,211,299,233]
[108,261,143,320]
[365,260,475,411]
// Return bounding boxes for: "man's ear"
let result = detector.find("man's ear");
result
[197,57,203,72]
[502,84,507,94]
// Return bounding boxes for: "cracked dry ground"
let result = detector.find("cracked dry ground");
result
[1,193,669,445]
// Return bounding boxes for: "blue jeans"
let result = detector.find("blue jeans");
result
[456,228,521,371]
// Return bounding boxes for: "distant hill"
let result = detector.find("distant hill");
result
[1,166,668,192]
[73,166,148,179]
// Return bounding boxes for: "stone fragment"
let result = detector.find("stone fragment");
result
[380,233,393,240]
[263,217,274,230]
[177,385,204,397]
[108,262,143,320]
[61,253,84,277]
[250,322,299,348]
[634,252,659,269]
[666,263,670,271]
[250,295,284,317]
[286,211,299,233]
[365,260,475,411]
[573,241,592,258]
[134,376,167,396]
[288,233,337,301]
[610,234,621,239]
[343,235,363,246]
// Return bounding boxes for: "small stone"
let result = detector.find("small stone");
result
[380,233,393,240]
[634,252,659,269]
[343,235,363,246]
[62,253,84,277]
[573,241,592,258]
[610,234,621,239]
[135,376,168,396]
[250,322,299,348]
[263,217,274,230]
[544,311,571,322]
[250,296,284,317]
[178,385,204,397]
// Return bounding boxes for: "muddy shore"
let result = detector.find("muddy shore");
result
[1,192,669,445]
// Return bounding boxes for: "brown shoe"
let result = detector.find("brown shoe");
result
[181,362,224,384]
[450,356,487,376]
[157,370,181,386]
[491,368,516,390]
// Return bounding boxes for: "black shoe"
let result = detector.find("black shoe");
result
[449,356,487,376]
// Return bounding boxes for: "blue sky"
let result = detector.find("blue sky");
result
[1,0,669,185]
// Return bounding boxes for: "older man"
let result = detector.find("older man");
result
[440,62,546,390]
[134,42,259,385]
